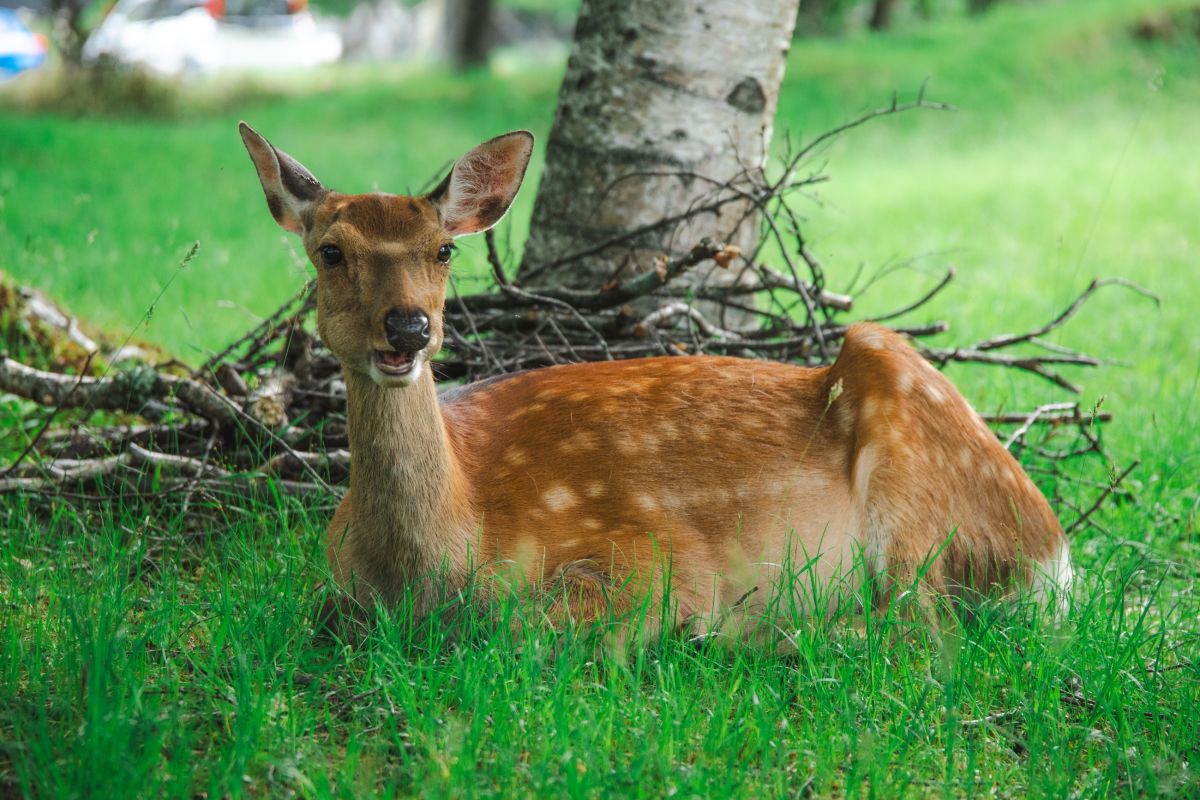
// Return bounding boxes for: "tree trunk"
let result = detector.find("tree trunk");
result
[449,0,496,69]
[869,0,900,31]
[48,0,92,67]
[517,0,801,311]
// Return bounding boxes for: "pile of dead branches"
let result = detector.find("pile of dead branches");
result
[0,98,1153,533]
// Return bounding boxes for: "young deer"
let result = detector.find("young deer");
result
[240,123,1073,637]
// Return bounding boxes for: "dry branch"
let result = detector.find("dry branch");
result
[0,356,240,425]
[0,96,1139,532]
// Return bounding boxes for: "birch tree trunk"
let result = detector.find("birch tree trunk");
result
[517,0,801,311]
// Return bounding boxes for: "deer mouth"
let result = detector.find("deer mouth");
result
[372,349,418,376]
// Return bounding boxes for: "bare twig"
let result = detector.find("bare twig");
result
[1065,460,1140,535]
[1002,402,1080,451]
[0,98,1129,534]
[975,278,1159,352]
[869,268,956,323]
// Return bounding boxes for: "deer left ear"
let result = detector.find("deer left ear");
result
[427,131,534,238]
[239,121,326,235]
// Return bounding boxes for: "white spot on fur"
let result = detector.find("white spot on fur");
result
[510,401,548,419]
[836,402,854,434]
[503,447,529,466]
[854,444,877,497]
[923,381,946,404]
[585,481,605,499]
[614,437,638,456]
[658,490,685,512]
[562,429,600,451]
[581,517,602,530]
[897,370,915,393]
[858,328,886,350]
[860,397,878,423]
[543,484,577,513]
[635,493,660,512]
[739,412,768,431]
[958,449,973,469]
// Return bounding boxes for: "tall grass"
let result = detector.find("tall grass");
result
[1,489,1194,797]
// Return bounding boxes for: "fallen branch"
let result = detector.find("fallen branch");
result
[0,356,240,426]
[1002,402,1084,451]
[975,278,1159,352]
[0,98,1134,535]
[2,351,95,479]
[1066,460,1140,535]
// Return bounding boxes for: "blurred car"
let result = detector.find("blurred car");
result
[0,9,47,79]
[82,0,342,77]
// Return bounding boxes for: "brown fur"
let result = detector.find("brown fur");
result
[239,123,1067,637]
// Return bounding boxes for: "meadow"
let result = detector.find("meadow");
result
[1,0,1198,796]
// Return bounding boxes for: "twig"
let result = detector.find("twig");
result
[195,281,314,377]
[1002,402,1079,451]
[960,709,1022,729]
[788,92,954,166]
[976,278,1159,352]
[1065,460,1139,535]
[869,267,956,323]
[981,409,1113,425]
[0,98,1128,531]
[485,229,509,287]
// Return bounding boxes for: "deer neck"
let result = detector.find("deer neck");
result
[343,367,472,582]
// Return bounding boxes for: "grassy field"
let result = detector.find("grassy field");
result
[2,0,1198,796]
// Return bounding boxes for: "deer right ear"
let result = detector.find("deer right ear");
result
[427,131,534,237]
[239,122,326,235]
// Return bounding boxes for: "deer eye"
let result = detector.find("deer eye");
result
[319,244,343,266]
[437,244,453,263]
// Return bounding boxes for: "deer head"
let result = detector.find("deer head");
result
[239,122,534,387]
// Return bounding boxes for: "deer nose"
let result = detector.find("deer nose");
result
[384,309,431,352]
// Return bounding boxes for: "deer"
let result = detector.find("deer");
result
[239,122,1073,642]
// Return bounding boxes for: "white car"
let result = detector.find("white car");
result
[83,0,342,77]
[0,9,47,79]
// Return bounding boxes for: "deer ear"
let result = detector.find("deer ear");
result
[427,131,534,237]
[239,122,325,235]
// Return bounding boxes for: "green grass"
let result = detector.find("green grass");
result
[2,0,1199,796]
[2,496,1195,798]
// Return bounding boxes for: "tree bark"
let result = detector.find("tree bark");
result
[448,0,496,69]
[48,0,92,67]
[517,0,801,309]
[869,0,901,31]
